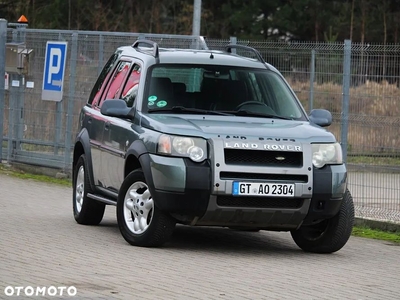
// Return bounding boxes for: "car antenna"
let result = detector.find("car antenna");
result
[209,50,214,59]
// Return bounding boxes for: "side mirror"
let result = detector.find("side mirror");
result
[309,109,332,127]
[100,99,131,119]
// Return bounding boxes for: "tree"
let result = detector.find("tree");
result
[1,0,400,43]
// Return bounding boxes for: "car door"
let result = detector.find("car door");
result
[100,61,143,193]
[85,52,119,187]
[97,57,132,189]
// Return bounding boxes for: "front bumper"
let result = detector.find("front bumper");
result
[302,164,347,225]
[144,145,347,229]
[147,154,211,217]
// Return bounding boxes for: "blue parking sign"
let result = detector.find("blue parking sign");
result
[41,41,68,101]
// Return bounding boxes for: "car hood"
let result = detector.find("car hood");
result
[140,114,336,142]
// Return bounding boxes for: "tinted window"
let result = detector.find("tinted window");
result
[88,52,119,106]
[142,64,305,120]
[151,66,201,92]
[103,61,132,100]
[121,64,141,107]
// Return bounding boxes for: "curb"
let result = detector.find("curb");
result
[1,161,70,178]
[355,218,400,233]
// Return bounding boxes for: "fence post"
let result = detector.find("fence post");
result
[7,69,13,161]
[309,49,315,112]
[54,33,65,156]
[0,19,7,162]
[6,22,27,163]
[7,29,18,162]
[341,40,351,162]
[192,0,202,36]
[98,34,104,76]
[64,32,78,171]
[15,25,26,157]
[230,36,237,53]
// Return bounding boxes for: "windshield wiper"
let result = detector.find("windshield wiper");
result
[227,110,293,120]
[148,106,233,116]
[148,106,292,119]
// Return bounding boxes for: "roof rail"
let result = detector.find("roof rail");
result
[132,39,159,62]
[225,44,266,65]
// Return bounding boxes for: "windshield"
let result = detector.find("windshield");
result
[142,64,306,120]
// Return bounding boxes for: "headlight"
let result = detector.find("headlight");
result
[172,137,194,155]
[312,143,343,168]
[157,134,207,162]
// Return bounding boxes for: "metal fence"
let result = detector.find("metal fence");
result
[0,23,399,224]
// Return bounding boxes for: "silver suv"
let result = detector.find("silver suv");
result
[72,40,354,253]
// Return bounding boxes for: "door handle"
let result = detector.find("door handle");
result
[88,117,92,124]
[104,122,110,130]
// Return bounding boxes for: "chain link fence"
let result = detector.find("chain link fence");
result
[0,25,399,224]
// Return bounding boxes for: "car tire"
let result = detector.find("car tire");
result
[291,189,355,254]
[117,169,176,247]
[73,154,106,225]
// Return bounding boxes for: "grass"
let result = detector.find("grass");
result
[352,226,400,244]
[0,164,71,187]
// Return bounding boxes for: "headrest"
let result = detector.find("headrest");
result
[173,82,186,94]
[149,77,173,97]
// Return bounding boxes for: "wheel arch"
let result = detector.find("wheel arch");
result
[125,140,149,176]
[124,140,156,201]
[73,128,96,191]
[125,154,142,178]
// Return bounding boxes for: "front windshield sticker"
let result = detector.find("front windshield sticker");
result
[157,100,167,108]
[148,95,157,102]
[148,101,155,106]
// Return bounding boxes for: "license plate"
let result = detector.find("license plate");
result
[232,182,295,197]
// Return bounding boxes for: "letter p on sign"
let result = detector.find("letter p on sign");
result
[47,48,62,85]
[42,41,68,101]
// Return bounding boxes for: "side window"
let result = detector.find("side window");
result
[121,64,141,107]
[99,60,132,107]
[88,53,119,106]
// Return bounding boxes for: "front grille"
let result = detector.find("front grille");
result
[217,196,303,209]
[220,172,308,183]
[224,149,303,167]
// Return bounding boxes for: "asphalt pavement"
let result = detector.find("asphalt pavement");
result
[0,173,399,299]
